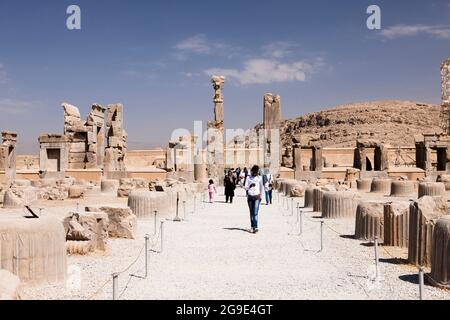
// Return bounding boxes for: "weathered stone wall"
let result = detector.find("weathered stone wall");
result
[104,104,127,172]
[0,131,17,181]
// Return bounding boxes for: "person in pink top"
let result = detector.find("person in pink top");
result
[208,179,217,203]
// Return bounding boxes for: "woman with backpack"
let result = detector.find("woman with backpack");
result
[244,165,265,234]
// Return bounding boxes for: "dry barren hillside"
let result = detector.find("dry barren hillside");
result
[273,100,442,148]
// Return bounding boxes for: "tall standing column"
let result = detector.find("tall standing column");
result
[207,76,225,183]
[263,93,282,175]
[440,59,450,134]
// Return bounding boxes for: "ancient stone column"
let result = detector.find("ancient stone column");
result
[384,201,410,248]
[304,186,314,209]
[418,182,446,198]
[430,216,450,289]
[263,93,282,174]
[194,154,207,183]
[390,181,417,197]
[322,191,357,219]
[440,58,450,134]
[408,196,449,267]
[370,178,392,195]
[207,76,225,183]
[313,186,336,213]
[354,201,384,241]
[0,216,67,284]
[356,178,372,192]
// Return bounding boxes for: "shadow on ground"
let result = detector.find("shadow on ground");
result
[223,227,252,234]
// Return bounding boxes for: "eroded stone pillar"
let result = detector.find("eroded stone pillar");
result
[440,59,450,134]
[207,76,225,182]
[104,104,127,172]
[263,93,282,174]
[1,131,17,180]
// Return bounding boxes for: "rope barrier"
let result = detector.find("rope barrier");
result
[87,278,111,300]
[81,192,209,300]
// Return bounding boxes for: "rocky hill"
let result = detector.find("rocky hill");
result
[269,100,442,148]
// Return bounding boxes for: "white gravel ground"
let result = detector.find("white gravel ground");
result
[21,188,450,300]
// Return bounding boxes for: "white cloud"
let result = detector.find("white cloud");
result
[262,41,298,58]
[174,34,241,60]
[204,58,324,85]
[175,34,212,54]
[381,24,450,39]
[0,98,34,114]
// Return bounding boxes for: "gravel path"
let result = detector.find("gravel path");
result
[22,188,450,300]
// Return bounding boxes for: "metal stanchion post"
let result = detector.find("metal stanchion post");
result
[173,192,181,222]
[153,210,158,235]
[145,235,149,278]
[112,273,119,300]
[183,200,186,219]
[291,198,294,216]
[320,221,324,252]
[160,221,164,253]
[419,267,424,300]
[202,192,206,209]
[374,238,379,279]
[300,210,303,235]
[193,194,196,214]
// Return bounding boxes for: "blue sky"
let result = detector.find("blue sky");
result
[0,0,450,153]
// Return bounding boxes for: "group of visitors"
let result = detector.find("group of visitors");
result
[207,166,274,234]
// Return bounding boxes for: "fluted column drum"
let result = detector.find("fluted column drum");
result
[356,179,372,192]
[322,191,357,219]
[354,202,384,241]
[0,216,67,284]
[383,201,410,248]
[390,181,417,197]
[408,196,448,267]
[430,216,450,289]
[370,179,392,195]
[418,182,445,198]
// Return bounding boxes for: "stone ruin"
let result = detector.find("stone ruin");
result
[165,135,198,182]
[62,102,105,170]
[263,93,282,174]
[104,104,127,172]
[63,206,137,255]
[414,58,450,177]
[0,131,17,181]
[39,103,127,177]
[440,58,450,134]
[207,76,225,182]
[0,216,67,285]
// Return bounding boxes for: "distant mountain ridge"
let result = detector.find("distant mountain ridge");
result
[268,100,442,148]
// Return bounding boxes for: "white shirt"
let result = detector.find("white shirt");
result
[244,175,265,197]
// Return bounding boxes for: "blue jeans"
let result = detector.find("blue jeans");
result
[265,190,273,204]
[247,196,261,229]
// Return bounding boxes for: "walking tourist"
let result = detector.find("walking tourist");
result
[244,165,264,233]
